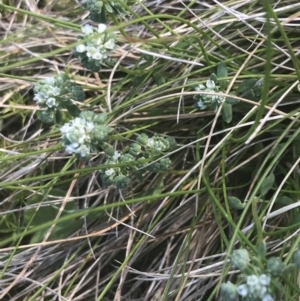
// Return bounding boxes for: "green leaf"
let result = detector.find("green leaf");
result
[90,10,106,23]
[257,240,267,261]
[101,142,114,156]
[70,84,85,102]
[275,196,294,205]
[260,172,275,196]
[217,62,228,90]
[210,73,218,84]
[225,95,239,105]
[221,102,232,123]
[133,73,149,86]
[24,189,78,243]
[66,104,81,117]
[228,196,244,210]
[132,170,143,182]
[237,78,261,100]
[152,72,166,86]
[55,109,62,124]
[105,3,113,13]
[38,110,55,124]
[237,78,257,94]
[283,264,296,274]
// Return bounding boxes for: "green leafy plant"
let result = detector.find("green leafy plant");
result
[73,24,116,72]
[33,74,85,123]
[193,62,238,123]
[221,244,296,301]
[80,0,136,22]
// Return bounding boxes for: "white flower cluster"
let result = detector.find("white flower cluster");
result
[237,274,274,301]
[104,151,121,176]
[61,117,95,158]
[147,138,169,152]
[194,79,226,111]
[76,24,115,62]
[33,77,61,108]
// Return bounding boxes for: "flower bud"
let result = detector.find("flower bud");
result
[129,143,142,156]
[231,249,250,270]
[220,281,239,301]
[114,175,130,189]
[159,158,172,171]
[136,133,148,146]
[101,142,114,156]
[93,112,107,124]
[267,257,284,276]
[120,153,135,163]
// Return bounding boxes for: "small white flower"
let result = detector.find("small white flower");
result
[112,151,121,161]
[97,24,107,33]
[78,144,90,157]
[82,24,94,35]
[102,53,108,60]
[46,97,57,108]
[104,39,115,49]
[86,122,95,133]
[147,138,154,147]
[153,141,165,151]
[259,274,271,286]
[73,117,84,127]
[92,51,103,60]
[33,93,45,104]
[86,45,98,58]
[65,144,76,154]
[195,84,205,91]
[217,95,226,103]
[60,123,72,134]
[105,168,115,176]
[45,77,55,85]
[237,284,248,297]
[78,134,87,144]
[262,294,274,301]
[94,37,104,46]
[50,86,60,96]
[197,100,207,110]
[247,275,259,287]
[206,79,215,89]
[76,44,86,53]
[260,286,268,297]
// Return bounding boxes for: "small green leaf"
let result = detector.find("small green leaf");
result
[221,102,232,123]
[133,170,144,182]
[261,172,275,196]
[105,3,113,13]
[225,95,239,105]
[66,104,81,117]
[217,62,228,90]
[257,240,267,261]
[90,10,106,23]
[228,196,244,210]
[283,264,296,274]
[275,196,294,205]
[24,189,78,243]
[152,72,166,86]
[133,73,149,86]
[237,78,261,100]
[38,110,55,124]
[101,142,114,156]
[70,84,85,102]
[210,73,218,84]
[237,78,257,94]
[55,109,62,124]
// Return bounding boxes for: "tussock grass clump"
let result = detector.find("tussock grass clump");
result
[0,0,300,300]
